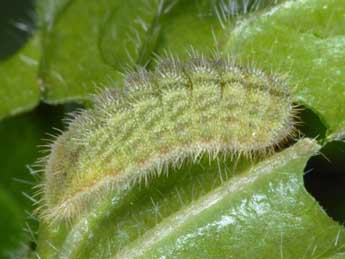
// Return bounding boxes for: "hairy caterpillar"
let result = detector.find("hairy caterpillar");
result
[38,55,297,223]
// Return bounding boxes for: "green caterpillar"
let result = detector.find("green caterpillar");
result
[39,55,297,224]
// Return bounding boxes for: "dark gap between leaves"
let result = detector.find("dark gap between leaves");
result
[304,141,345,225]
[278,104,345,224]
[291,104,345,224]
[295,104,345,225]
[296,105,327,141]
[276,104,327,151]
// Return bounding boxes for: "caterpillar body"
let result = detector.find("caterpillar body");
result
[39,56,297,223]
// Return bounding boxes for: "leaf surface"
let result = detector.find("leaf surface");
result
[225,0,345,134]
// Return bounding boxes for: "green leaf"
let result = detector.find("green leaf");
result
[129,140,339,259]
[0,37,40,120]
[0,0,40,120]
[37,0,278,103]
[37,139,345,258]
[154,0,284,58]
[37,0,160,103]
[153,1,225,58]
[224,0,345,135]
[33,0,345,258]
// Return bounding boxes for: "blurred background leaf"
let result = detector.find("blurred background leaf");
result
[0,0,40,120]
[0,105,66,257]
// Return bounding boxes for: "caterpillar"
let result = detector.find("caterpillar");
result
[38,55,297,224]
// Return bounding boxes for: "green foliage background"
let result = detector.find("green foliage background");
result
[1,0,345,258]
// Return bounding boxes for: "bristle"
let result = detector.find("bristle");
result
[37,53,297,224]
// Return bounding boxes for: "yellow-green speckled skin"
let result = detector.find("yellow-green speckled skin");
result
[41,57,295,223]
